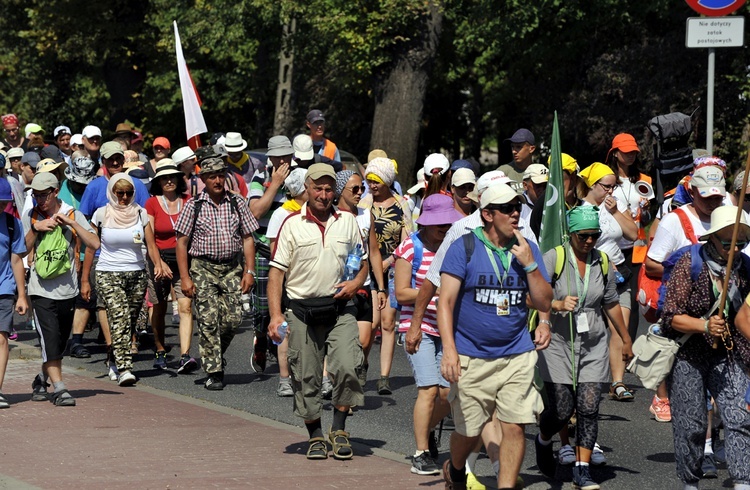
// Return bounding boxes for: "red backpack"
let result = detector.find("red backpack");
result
[637,208,697,322]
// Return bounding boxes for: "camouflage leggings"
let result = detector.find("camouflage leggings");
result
[191,258,243,374]
[96,269,147,372]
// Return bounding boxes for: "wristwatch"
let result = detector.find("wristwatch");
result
[245,269,256,277]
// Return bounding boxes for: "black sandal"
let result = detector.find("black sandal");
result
[51,389,76,407]
[306,437,328,460]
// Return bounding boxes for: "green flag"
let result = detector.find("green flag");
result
[539,111,568,253]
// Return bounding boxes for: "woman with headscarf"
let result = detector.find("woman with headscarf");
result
[85,174,165,386]
[363,157,413,395]
[534,206,633,490]
[579,163,638,404]
[664,206,750,490]
[335,170,386,389]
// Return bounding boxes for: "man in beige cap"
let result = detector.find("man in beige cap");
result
[268,163,367,461]
[521,163,549,227]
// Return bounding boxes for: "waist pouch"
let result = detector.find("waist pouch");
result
[289,296,342,325]
[159,247,177,264]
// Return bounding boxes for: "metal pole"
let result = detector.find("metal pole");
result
[706,47,715,155]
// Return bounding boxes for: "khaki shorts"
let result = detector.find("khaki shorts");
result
[448,350,543,437]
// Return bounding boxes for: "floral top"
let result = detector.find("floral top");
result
[371,201,409,257]
[661,249,750,366]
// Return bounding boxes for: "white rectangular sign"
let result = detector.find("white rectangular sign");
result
[686,17,744,48]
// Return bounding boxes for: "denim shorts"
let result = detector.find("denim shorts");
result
[406,332,449,388]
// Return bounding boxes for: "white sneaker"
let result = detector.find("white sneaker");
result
[591,443,607,465]
[558,444,576,465]
[117,371,137,387]
[108,363,119,381]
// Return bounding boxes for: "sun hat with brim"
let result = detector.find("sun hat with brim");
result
[153,159,183,180]
[64,156,97,184]
[416,194,464,226]
[37,158,68,174]
[224,132,248,152]
[172,146,195,165]
[307,163,336,181]
[267,135,294,157]
[480,183,518,209]
[451,168,476,187]
[26,172,59,191]
[7,148,24,159]
[407,168,426,195]
[690,166,726,198]
[700,206,750,241]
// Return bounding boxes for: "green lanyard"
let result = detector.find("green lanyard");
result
[568,244,592,312]
[473,227,514,287]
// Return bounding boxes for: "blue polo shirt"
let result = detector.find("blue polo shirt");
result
[441,232,548,359]
[79,176,149,218]
[0,213,26,296]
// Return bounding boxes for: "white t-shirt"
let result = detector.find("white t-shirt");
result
[647,205,710,263]
[93,207,149,272]
[581,201,625,265]
[266,207,292,240]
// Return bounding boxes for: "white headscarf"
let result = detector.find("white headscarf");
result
[103,173,141,228]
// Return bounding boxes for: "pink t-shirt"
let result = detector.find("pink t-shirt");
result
[394,236,439,336]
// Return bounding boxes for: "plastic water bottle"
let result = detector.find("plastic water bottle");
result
[273,321,288,346]
[649,323,663,336]
[341,244,364,282]
[615,271,625,284]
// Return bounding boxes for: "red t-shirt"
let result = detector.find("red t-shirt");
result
[145,195,189,249]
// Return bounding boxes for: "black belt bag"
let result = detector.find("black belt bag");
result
[289,296,342,325]
[159,247,177,264]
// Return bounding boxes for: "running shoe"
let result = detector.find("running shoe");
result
[8,328,17,341]
[649,395,672,422]
[108,363,119,381]
[572,464,600,490]
[591,443,607,465]
[153,350,167,370]
[558,444,576,465]
[117,371,137,387]
[376,376,392,395]
[177,355,199,374]
[276,378,293,397]
[411,451,440,475]
[466,472,487,490]
[205,373,224,391]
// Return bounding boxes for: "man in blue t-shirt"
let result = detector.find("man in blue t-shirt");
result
[438,182,552,490]
[0,178,29,408]
[79,141,149,218]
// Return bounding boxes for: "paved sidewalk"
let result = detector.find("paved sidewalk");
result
[0,360,442,489]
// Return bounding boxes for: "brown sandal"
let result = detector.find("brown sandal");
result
[328,430,353,460]
[609,381,634,401]
[306,437,328,460]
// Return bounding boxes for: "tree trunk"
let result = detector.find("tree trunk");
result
[274,19,296,137]
[370,2,442,188]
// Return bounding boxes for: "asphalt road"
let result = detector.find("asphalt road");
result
[12,312,735,489]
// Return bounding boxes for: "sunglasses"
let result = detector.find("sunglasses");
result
[115,190,134,198]
[575,232,602,241]
[719,240,748,251]
[346,185,364,194]
[32,191,53,201]
[493,202,523,215]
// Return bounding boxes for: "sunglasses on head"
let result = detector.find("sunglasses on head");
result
[115,190,134,198]
[719,239,748,251]
[575,232,602,241]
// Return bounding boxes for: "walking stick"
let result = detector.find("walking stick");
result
[713,152,750,349]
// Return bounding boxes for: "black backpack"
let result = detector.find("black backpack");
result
[186,193,243,252]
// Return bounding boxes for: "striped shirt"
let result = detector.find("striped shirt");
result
[395,236,438,336]
[174,192,258,261]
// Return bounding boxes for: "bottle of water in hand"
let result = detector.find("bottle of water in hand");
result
[273,322,288,346]
[341,244,364,282]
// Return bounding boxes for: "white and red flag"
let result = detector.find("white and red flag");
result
[174,21,207,150]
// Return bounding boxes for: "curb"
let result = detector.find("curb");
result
[8,340,41,360]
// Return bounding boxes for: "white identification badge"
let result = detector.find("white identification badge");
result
[132,230,143,244]
[576,312,590,333]
[496,293,510,316]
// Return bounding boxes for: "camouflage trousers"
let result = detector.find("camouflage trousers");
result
[191,257,243,374]
[95,269,147,372]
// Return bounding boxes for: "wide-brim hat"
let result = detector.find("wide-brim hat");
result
[700,206,750,241]
[416,194,464,226]
[64,156,97,184]
[224,132,248,152]
[37,158,68,175]
[407,167,426,195]
[153,159,183,180]
[267,135,294,157]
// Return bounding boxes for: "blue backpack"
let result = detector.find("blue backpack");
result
[389,231,424,310]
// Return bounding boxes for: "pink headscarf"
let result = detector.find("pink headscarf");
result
[103,173,141,228]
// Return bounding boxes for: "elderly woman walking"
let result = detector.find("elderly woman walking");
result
[663,206,750,490]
